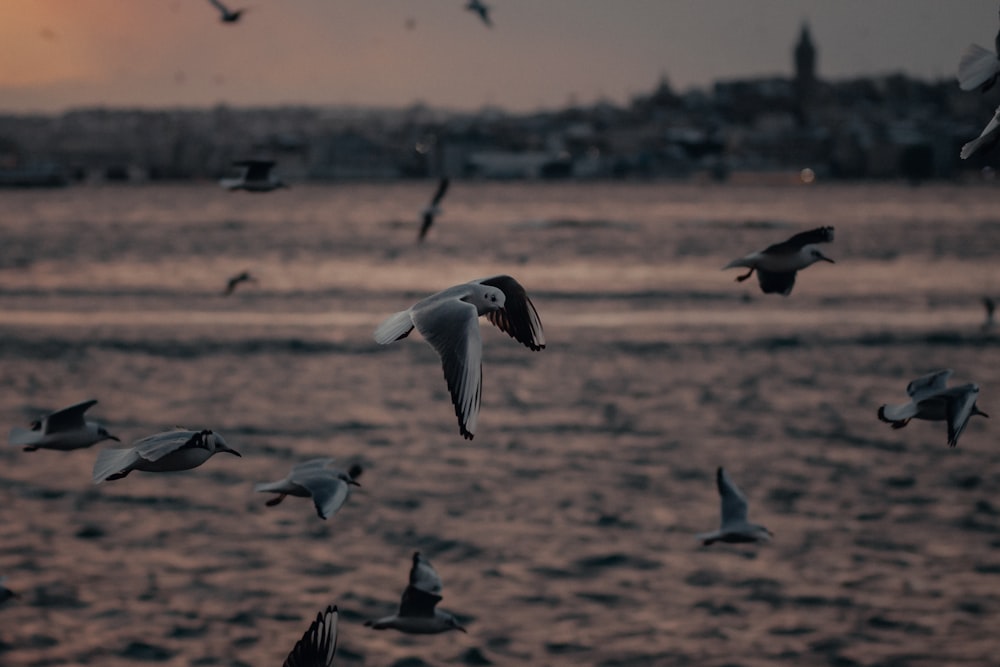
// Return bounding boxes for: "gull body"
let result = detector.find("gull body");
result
[208,0,245,23]
[284,605,338,667]
[466,0,492,27]
[223,270,257,295]
[374,275,545,439]
[723,226,835,295]
[9,399,119,452]
[92,429,241,484]
[418,177,450,242]
[220,160,286,192]
[878,369,988,447]
[697,467,772,546]
[365,552,467,634]
[255,458,362,520]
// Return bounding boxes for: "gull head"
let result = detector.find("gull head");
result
[473,285,506,314]
[445,614,468,634]
[338,469,361,487]
[203,431,241,457]
[97,425,120,443]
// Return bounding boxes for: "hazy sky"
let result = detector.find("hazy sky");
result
[0,1,997,113]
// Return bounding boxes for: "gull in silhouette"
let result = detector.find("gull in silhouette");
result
[374,275,545,439]
[9,399,119,452]
[223,270,257,295]
[983,296,996,331]
[418,177,450,242]
[723,226,834,295]
[961,105,1000,159]
[255,459,362,520]
[92,429,241,484]
[365,552,467,634]
[697,467,772,546]
[207,0,245,23]
[284,605,338,667]
[878,370,988,447]
[957,6,1000,92]
[0,576,18,605]
[465,0,492,27]
[220,160,286,192]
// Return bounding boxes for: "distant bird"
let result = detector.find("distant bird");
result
[983,296,996,331]
[961,105,1000,160]
[9,399,119,452]
[207,0,245,23]
[255,458,362,520]
[723,226,835,295]
[697,467,772,546]
[465,0,492,27]
[223,270,257,296]
[0,576,18,605]
[374,275,545,439]
[418,177,450,242]
[219,160,286,192]
[284,605,338,667]
[878,369,989,447]
[92,429,241,484]
[365,552,467,634]
[957,7,1000,92]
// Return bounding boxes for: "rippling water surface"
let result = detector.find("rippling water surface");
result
[2,182,1000,666]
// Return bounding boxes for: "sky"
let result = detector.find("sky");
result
[0,1,997,114]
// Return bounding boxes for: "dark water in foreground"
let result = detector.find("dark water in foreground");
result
[1,182,1000,666]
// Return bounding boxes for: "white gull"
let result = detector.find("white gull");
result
[365,552,467,634]
[92,429,241,484]
[878,369,988,447]
[9,399,119,452]
[723,226,834,295]
[255,458,362,520]
[696,467,773,546]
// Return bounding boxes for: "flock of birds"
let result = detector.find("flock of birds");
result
[2,3,997,666]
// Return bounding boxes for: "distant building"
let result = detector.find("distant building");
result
[794,22,818,125]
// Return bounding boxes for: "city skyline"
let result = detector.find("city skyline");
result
[0,1,997,114]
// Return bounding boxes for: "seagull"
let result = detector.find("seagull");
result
[223,270,257,296]
[365,552,467,634]
[878,369,989,447]
[374,275,545,439]
[983,296,996,331]
[957,7,1000,92]
[219,160,286,192]
[9,399,119,452]
[207,0,245,23]
[284,605,338,667]
[722,226,835,295]
[92,429,241,484]
[696,467,773,546]
[418,177,450,242]
[961,105,1000,159]
[465,0,492,27]
[255,459,362,520]
[0,576,18,605]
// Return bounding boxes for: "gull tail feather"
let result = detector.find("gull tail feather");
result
[253,480,286,494]
[92,448,139,484]
[958,44,1000,91]
[8,427,38,447]
[374,310,414,345]
[722,256,753,270]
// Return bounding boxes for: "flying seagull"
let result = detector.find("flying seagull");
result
[878,369,988,447]
[957,7,1000,92]
[223,270,257,296]
[465,0,492,27]
[220,160,286,192]
[418,177,450,242]
[723,226,834,295]
[9,399,119,452]
[365,552,467,634]
[255,458,362,520]
[284,605,338,667]
[374,275,545,439]
[0,576,18,605]
[92,429,241,484]
[961,105,1000,159]
[696,467,772,546]
[207,0,245,23]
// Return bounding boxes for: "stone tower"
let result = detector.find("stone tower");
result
[794,22,817,125]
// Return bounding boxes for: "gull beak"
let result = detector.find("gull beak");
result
[222,446,242,457]
[974,405,990,418]
[817,252,835,264]
[107,433,121,442]
[455,624,468,634]
[348,479,361,487]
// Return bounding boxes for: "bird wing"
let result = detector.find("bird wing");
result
[946,384,981,448]
[398,552,443,616]
[906,369,952,400]
[763,226,834,253]
[131,430,202,462]
[418,211,434,241]
[756,269,797,295]
[958,43,1000,92]
[412,297,483,439]
[477,275,546,350]
[44,399,98,434]
[298,474,350,520]
[717,467,749,526]
[283,605,338,667]
[430,177,450,206]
